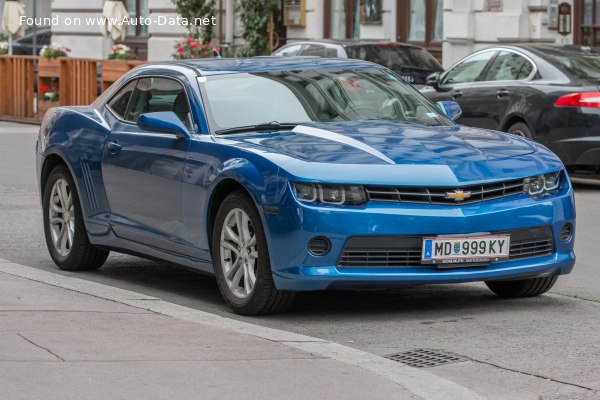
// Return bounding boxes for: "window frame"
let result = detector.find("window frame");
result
[396,0,443,60]
[479,49,538,83]
[574,0,600,46]
[439,49,499,86]
[105,75,197,133]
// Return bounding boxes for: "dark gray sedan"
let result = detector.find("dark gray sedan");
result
[421,44,600,173]
[272,40,442,86]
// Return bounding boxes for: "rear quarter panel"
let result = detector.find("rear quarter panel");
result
[39,106,112,224]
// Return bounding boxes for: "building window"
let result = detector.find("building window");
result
[575,0,600,46]
[397,0,443,59]
[125,0,150,37]
[120,0,150,60]
[325,0,360,39]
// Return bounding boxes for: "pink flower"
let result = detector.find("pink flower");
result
[51,86,58,91]
[190,42,199,48]
[186,36,193,43]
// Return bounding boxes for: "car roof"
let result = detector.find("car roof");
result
[474,43,600,57]
[156,56,384,76]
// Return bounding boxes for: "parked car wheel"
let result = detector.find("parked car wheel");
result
[212,190,295,315]
[43,165,109,271]
[485,276,557,297]
[507,122,533,139]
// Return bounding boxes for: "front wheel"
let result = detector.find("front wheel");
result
[43,165,109,271]
[212,190,295,315]
[485,276,558,298]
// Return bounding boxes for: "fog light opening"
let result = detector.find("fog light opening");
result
[561,224,573,242]
[308,236,331,256]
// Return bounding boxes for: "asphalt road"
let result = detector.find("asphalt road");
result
[1,122,599,399]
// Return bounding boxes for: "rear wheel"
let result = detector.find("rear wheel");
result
[485,276,558,298]
[43,165,109,271]
[212,190,295,315]
[507,122,533,139]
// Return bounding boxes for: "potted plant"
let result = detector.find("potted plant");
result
[101,44,144,92]
[38,43,71,77]
[172,36,217,59]
[108,44,136,60]
[40,84,59,103]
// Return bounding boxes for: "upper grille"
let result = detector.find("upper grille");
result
[365,178,525,205]
[337,226,554,268]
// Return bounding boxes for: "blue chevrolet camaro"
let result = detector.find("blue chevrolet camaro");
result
[36,57,576,314]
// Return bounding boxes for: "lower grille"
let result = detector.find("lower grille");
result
[337,226,554,268]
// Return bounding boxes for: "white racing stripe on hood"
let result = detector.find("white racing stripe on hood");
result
[292,125,395,165]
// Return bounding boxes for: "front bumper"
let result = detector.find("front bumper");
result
[263,179,576,291]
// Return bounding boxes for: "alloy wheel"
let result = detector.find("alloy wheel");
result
[48,178,74,257]
[219,208,258,299]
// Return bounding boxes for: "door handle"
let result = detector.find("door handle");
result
[497,89,510,98]
[107,141,122,155]
[452,91,463,99]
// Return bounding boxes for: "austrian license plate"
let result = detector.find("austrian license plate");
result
[421,235,510,265]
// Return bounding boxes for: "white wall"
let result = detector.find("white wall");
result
[50,0,112,59]
[442,0,574,68]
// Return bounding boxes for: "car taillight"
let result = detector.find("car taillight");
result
[555,92,600,108]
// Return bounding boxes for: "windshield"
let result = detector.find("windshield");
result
[345,45,443,72]
[199,69,453,132]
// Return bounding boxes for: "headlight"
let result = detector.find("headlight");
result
[524,171,562,197]
[292,182,368,206]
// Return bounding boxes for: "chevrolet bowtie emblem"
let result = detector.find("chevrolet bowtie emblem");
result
[445,189,472,202]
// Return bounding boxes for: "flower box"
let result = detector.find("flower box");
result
[101,60,145,92]
[38,57,61,78]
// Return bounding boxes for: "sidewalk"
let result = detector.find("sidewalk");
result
[0,259,484,400]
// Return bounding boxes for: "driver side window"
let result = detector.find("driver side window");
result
[124,77,193,130]
[441,50,497,85]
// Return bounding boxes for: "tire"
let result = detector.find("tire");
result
[43,165,109,271]
[212,190,295,315]
[485,276,558,298]
[507,122,533,139]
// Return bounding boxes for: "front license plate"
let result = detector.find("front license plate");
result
[421,235,510,265]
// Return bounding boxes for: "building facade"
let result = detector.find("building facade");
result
[3,1,591,67]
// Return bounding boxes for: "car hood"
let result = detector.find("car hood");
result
[232,121,535,166]
[214,121,563,186]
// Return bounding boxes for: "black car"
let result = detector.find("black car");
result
[422,44,600,172]
[10,27,51,56]
[272,40,442,86]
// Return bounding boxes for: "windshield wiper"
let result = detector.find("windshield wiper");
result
[215,122,303,135]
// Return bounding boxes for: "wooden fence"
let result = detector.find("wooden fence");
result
[0,55,146,123]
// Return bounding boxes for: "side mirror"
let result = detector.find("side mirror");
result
[426,72,440,88]
[137,112,190,138]
[436,101,462,121]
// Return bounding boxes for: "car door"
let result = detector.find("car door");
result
[101,76,193,253]
[425,50,498,125]
[464,50,536,130]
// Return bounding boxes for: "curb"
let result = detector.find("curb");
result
[0,258,484,400]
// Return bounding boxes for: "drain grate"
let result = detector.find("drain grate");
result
[384,348,469,368]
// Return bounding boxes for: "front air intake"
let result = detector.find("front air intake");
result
[308,237,331,256]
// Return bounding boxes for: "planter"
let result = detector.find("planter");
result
[38,57,61,78]
[101,60,145,92]
[37,101,59,114]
